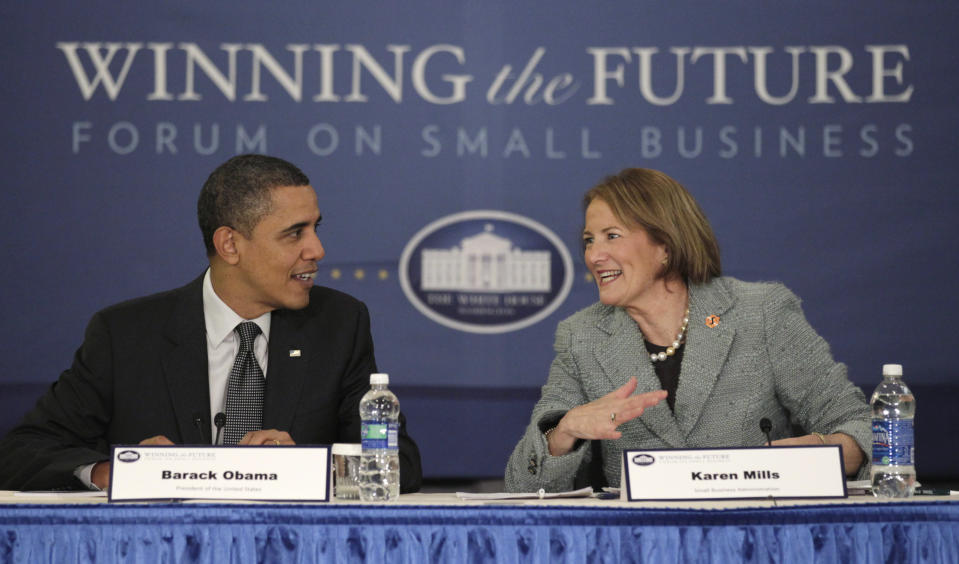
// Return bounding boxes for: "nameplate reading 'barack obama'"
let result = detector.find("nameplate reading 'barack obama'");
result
[109,445,331,502]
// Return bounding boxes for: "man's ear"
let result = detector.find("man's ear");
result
[212,226,240,265]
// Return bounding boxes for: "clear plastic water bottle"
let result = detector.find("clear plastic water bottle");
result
[870,364,916,498]
[358,373,400,502]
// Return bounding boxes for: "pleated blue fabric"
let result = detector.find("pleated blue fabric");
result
[1,502,957,563]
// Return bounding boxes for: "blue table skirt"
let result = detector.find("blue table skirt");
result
[2,501,957,563]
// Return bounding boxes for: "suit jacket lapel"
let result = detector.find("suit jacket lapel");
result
[674,281,735,438]
[263,308,308,431]
[160,276,212,445]
[594,308,686,447]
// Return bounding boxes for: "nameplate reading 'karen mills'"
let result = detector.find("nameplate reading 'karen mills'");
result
[620,446,846,501]
[108,445,331,502]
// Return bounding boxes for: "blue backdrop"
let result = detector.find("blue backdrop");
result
[2,1,957,479]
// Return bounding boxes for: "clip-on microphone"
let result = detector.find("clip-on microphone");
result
[759,417,773,446]
[214,412,226,445]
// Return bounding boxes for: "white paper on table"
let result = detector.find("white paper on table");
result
[846,480,871,496]
[14,490,107,498]
[456,487,593,500]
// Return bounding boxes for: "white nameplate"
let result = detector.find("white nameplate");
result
[108,445,330,502]
[621,446,846,501]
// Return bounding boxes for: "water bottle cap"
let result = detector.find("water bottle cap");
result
[882,364,903,377]
[370,373,389,385]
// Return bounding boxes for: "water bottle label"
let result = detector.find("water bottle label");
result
[361,421,399,450]
[872,418,914,465]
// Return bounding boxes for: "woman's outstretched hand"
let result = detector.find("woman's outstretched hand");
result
[547,378,667,456]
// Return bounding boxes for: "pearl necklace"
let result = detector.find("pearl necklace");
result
[646,307,690,363]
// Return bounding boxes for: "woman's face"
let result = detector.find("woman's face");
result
[583,199,667,310]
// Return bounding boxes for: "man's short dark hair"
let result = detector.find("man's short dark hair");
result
[197,154,310,256]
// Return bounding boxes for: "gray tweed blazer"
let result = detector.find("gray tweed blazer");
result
[505,277,872,492]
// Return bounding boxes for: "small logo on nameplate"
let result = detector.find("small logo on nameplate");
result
[632,453,655,466]
[117,450,141,463]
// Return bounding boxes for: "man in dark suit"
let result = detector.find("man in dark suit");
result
[0,154,422,492]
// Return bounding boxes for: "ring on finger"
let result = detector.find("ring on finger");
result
[273,439,280,446]
[610,412,617,422]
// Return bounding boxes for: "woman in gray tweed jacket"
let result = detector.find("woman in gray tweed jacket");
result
[505,168,871,492]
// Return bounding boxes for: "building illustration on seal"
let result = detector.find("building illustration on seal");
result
[420,224,551,293]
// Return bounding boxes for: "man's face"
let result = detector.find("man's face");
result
[232,184,325,317]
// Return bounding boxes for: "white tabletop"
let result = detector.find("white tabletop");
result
[1,489,954,508]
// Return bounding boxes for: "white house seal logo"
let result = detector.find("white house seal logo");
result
[117,450,141,463]
[399,210,573,334]
[632,454,655,466]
